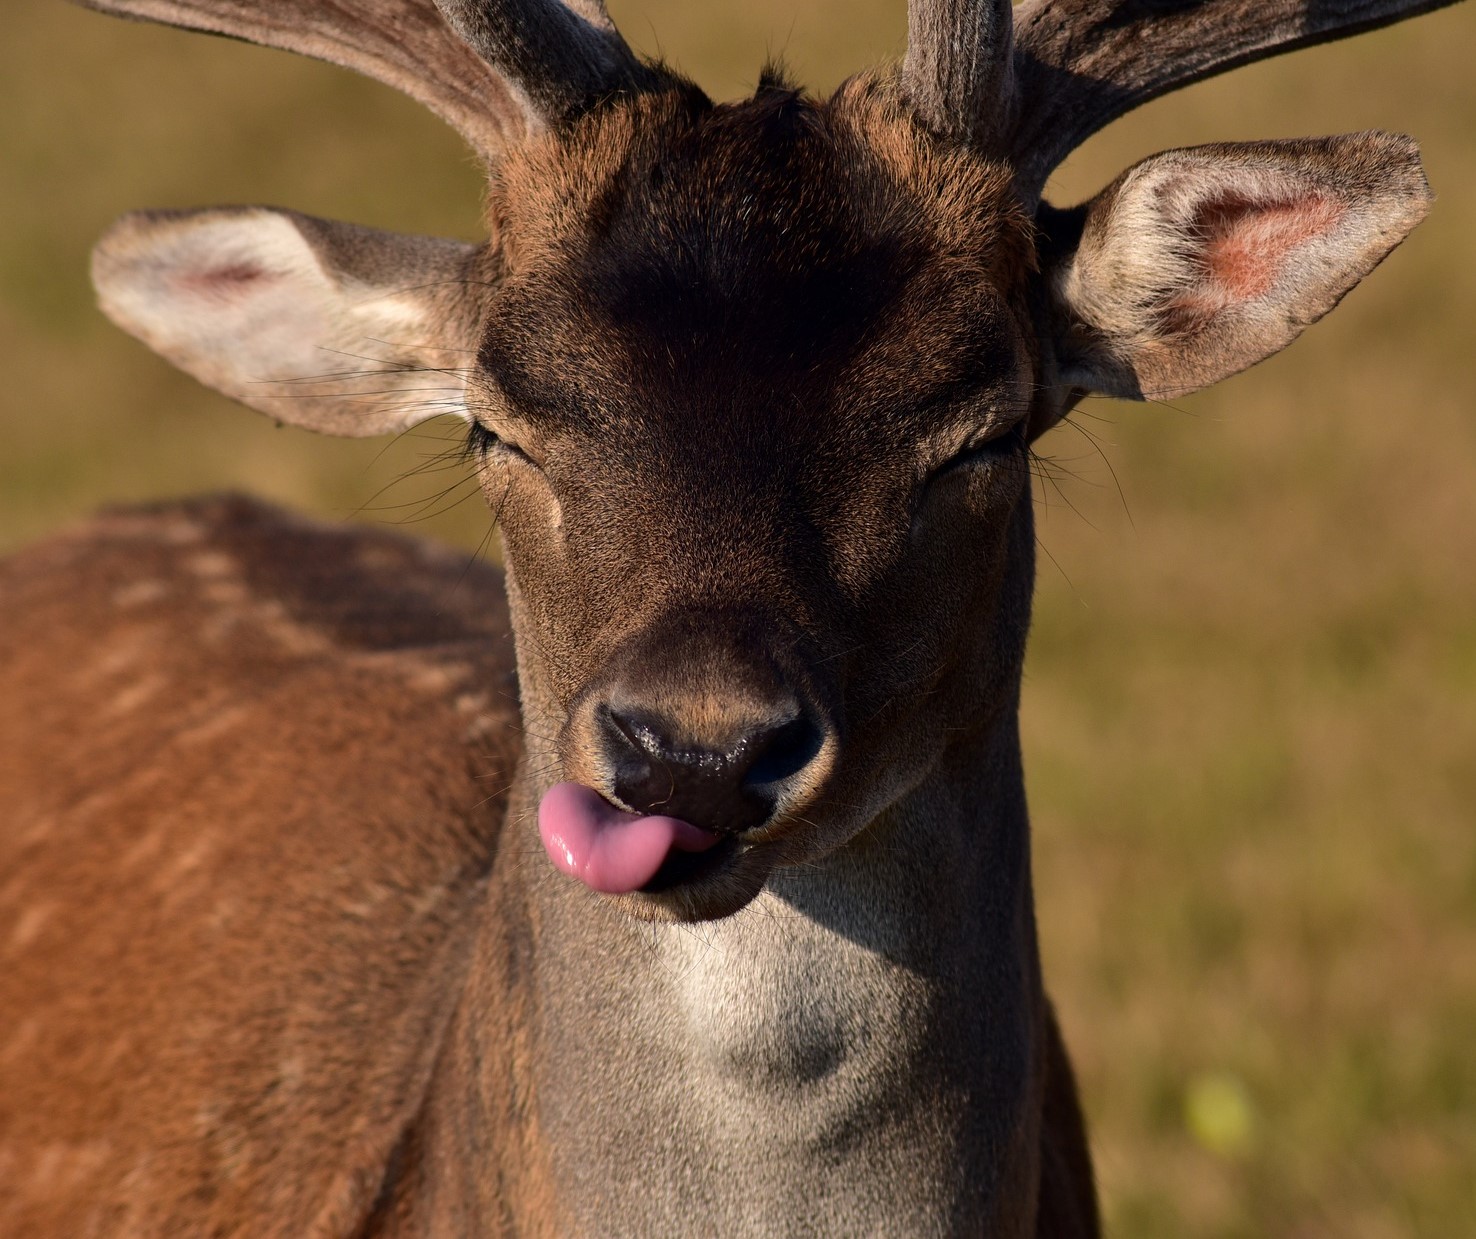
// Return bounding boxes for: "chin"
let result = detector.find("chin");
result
[617,842,777,923]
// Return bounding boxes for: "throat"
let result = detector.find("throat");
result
[511,762,1044,1235]
[670,874,944,1097]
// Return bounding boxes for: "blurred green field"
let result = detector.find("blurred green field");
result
[4,2,1474,1235]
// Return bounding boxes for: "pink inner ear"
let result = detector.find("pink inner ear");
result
[1201,192,1343,297]
[179,263,273,300]
[1166,190,1343,327]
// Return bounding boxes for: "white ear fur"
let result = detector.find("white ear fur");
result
[1045,132,1432,407]
[92,208,487,437]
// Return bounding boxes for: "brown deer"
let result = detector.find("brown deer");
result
[1,1,1460,1235]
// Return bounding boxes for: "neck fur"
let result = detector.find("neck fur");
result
[414,709,1047,1237]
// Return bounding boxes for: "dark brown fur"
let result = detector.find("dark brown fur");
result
[4,2,1456,1234]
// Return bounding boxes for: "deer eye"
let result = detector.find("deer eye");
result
[927,420,1024,485]
[466,419,542,471]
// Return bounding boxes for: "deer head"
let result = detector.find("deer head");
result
[85,0,1443,924]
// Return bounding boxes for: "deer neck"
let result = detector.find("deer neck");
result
[415,699,1047,1237]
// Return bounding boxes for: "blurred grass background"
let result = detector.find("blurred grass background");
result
[3,1,1474,1234]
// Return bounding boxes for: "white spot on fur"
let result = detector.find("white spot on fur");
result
[87,634,150,681]
[278,1054,306,1089]
[407,664,457,696]
[159,519,206,545]
[28,1140,108,1192]
[112,579,169,608]
[253,600,332,656]
[8,902,53,952]
[455,691,489,716]
[105,674,169,718]
[409,882,451,919]
[63,767,165,827]
[119,828,167,872]
[341,882,394,921]
[202,579,249,606]
[455,690,499,742]
[155,836,216,898]
[206,896,240,935]
[20,814,57,846]
[355,544,406,573]
[188,551,237,580]
[177,705,251,748]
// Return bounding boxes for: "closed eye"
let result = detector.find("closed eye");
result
[465,418,541,470]
[927,421,1025,485]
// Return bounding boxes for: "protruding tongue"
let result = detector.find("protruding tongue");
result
[538,782,721,894]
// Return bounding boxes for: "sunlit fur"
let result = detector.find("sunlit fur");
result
[4,1,1451,1235]
[478,74,1041,923]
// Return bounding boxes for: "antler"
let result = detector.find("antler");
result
[72,0,650,160]
[1008,0,1467,196]
[434,0,655,125]
[902,0,1016,143]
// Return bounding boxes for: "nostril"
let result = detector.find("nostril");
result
[600,705,671,804]
[741,713,824,790]
[605,705,671,763]
[597,698,827,834]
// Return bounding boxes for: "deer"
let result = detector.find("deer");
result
[0,0,1461,1234]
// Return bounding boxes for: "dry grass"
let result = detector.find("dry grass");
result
[3,2,1474,1234]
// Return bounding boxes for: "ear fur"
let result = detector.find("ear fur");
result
[92,208,489,437]
[1034,132,1432,429]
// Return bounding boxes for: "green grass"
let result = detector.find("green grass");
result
[4,3,1475,1234]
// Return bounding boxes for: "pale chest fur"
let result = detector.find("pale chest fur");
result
[531,846,1038,1237]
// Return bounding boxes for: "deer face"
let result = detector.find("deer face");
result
[87,4,1435,923]
[465,84,1038,918]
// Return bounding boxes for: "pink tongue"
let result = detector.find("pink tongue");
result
[538,782,721,894]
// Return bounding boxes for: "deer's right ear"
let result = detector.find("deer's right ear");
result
[1032,132,1432,436]
[92,208,489,437]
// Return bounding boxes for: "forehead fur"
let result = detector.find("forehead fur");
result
[488,70,1033,291]
[475,70,1039,463]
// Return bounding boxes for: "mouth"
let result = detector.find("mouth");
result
[537,782,774,918]
[639,832,740,892]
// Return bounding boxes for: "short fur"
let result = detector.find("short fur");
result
[3,1,1459,1234]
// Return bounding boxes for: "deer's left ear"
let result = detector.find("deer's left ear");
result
[1031,132,1431,435]
[93,208,489,437]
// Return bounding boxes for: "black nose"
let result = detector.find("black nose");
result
[601,703,824,834]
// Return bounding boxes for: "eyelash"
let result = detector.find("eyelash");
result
[930,421,1024,482]
[466,418,1021,480]
[465,419,541,470]
[465,419,499,458]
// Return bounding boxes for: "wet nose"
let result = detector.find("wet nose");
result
[600,700,825,834]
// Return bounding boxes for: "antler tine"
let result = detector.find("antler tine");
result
[902,0,1017,144]
[1009,0,1467,198]
[434,0,656,127]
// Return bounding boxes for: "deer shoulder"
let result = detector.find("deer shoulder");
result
[0,494,518,1235]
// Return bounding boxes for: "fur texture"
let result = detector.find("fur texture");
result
[4,1,1457,1234]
